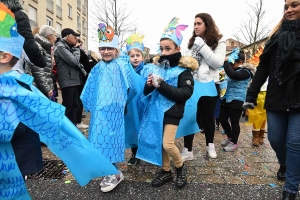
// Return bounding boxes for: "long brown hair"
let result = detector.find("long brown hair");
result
[188,13,222,50]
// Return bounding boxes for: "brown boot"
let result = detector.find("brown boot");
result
[252,130,260,146]
[259,129,265,145]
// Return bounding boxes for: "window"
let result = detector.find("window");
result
[56,22,62,35]
[68,4,72,17]
[56,0,61,6]
[231,41,235,47]
[46,16,53,26]
[77,13,81,32]
[82,38,85,49]
[28,5,37,22]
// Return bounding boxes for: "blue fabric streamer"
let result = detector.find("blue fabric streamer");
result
[136,63,185,166]
[175,80,217,138]
[0,71,118,200]
[80,58,137,163]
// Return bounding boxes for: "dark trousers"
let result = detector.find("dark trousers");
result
[219,105,243,144]
[184,95,219,149]
[76,84,84,124]
[61,86,79,125]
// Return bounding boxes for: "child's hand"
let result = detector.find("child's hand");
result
[152,74,164,88]
[146,74,153,87]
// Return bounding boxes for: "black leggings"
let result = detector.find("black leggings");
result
[219,105,243,144]
[184,95,219,150]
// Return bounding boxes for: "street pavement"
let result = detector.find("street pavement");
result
[27,114,287,200]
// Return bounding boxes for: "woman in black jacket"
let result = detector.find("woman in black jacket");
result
[244,1,300,199]
[0,0,46,68]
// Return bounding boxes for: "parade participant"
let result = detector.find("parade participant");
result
[80,23,138,193]
[182,13,226,160]
[137,17,197,189]
[219,49,255,151]
[243,1,300,198]
[245,46,267,146]
[0,4,117,199]
[125,33,145,165]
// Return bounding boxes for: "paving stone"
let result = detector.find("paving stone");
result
[195,175,225,184]
[242,175,263,184]
[223,175,245,184]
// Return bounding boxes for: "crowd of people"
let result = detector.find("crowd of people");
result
[0,0,300,199]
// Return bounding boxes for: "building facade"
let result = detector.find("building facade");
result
[22,0,88,49]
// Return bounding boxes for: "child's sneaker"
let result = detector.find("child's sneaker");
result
[128,154,140,165]
[100,171,124,192]
[221,137,231,147]
[206,143,217,158]
[151,170,173,187]
[180,147,194,162]
[223,142,239,152]
[175,164,187,189]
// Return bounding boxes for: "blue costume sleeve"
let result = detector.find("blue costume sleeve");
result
[0,71,118,200]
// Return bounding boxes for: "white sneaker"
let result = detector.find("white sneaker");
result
[101,171,124,193]
[77,122,89,129]
[206,143,217,158]
[181,147,194,162]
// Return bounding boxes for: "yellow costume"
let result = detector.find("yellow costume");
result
[246,46,267,146]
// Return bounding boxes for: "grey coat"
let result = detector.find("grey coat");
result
[25,34,54,95]
[54,39,81,88]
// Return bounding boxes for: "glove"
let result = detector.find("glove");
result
[242,102,255,110]
[152,74,164,88]
[194,37,205,48]
[243,96,257,109]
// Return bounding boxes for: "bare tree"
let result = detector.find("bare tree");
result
[89,0,137,48]
[233,0,270,56]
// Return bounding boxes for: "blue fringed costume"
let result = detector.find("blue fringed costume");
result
[80,58,138,163]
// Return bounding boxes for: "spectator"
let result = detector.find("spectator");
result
[54,28,81,125]
[76,39,89,129]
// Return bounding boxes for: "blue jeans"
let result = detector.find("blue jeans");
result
[267,110,300,193]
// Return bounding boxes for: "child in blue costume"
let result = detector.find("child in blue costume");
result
[0,5,117,200]
[125,33,145,165]
[219,49,255,151]
[80,23,137,193]
[137,18,198,189]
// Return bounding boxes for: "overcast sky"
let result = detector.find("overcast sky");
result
[88,0,284,54]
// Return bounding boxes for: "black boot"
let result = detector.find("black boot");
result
[151,170,173,187]
[175,164,187,189]
[282,191,297,200]
[277,165,286,181]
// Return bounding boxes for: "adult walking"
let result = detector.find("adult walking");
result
[182,13,226,160]
[243,0,300,199]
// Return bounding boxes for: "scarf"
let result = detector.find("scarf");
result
[158,52,181,67]
[272,20,300,108]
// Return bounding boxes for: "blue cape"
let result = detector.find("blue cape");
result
[0,71,118,200]
[80,59,137,163]
[136,63,185,166]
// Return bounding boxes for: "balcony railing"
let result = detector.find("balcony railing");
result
[82,4,87,16]
[56,5,62,19]
[77,0,81,10]
[46,0,54,12]
[77,22,81,33]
